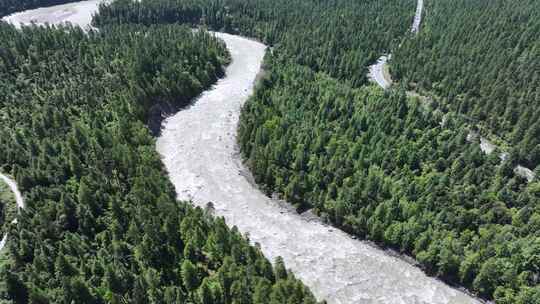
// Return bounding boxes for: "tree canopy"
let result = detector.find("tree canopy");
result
[0,180,16,235]
[239,56,540,303]
[91,0,540,302]
[2,0,539,303]
[94,0,416,87]
[0,16,318,304]
[391,0,540,169]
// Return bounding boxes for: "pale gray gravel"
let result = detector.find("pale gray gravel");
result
[156,31,480,304]
[2,0,104,29]
[369,0,535,184]
[3,1,483,303]
[411,0,424,33]
[368,55,392,89]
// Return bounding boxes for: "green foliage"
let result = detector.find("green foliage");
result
[94,0,416,87]
[99,0,539,300]
[5,0,537,303]
[238,57,540,302]
[0,21,317,303]
[392,0,540,168]
[0,178,16,235]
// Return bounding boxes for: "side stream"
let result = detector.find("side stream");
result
[5,1,480,303]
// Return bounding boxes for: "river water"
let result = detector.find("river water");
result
[368,55,392,89]
[4,1,480,303]
[2,0,102,29]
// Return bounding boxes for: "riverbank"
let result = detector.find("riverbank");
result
[4,1,482,303]
[0,180,16,235]
[156,30,480,304]
[367,0,535,183]
[2,0,103,29]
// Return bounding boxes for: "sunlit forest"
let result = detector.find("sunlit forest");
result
[94,0,417,87]
[1,0,539,303]
[239,59,540,303]
[95,0,540,301]
[391,0,540,169]
[0,11,317,303]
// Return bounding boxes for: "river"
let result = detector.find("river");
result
[0,173,25,251]
[3,1,480,303]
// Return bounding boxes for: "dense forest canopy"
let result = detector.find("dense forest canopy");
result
[391,0,540,169]
[0,181,16,235]
[94,0,416,87]
[0,12,318,304]
[92,0,540,302]
[239,56,540,303]
[2,0,539,303]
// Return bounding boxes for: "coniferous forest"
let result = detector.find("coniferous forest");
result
[94,0,417,87]
[1,0,539,303]
[0,182,16,235]
[391,0,540,169]
[0,3,318,303]
[93,0,540,302]
[239,59,540,303]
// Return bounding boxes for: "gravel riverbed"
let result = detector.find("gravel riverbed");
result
[5,1,481,303]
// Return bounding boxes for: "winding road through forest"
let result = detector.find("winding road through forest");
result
[3,1,481,303]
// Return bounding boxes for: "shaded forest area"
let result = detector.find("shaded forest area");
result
[239,58,540,303]
[0,16,318,304]
[391,0,540,169]
[2,0,539,303]
[94,0,540,302]
[0,181,16,235]
[94,0,416,87]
